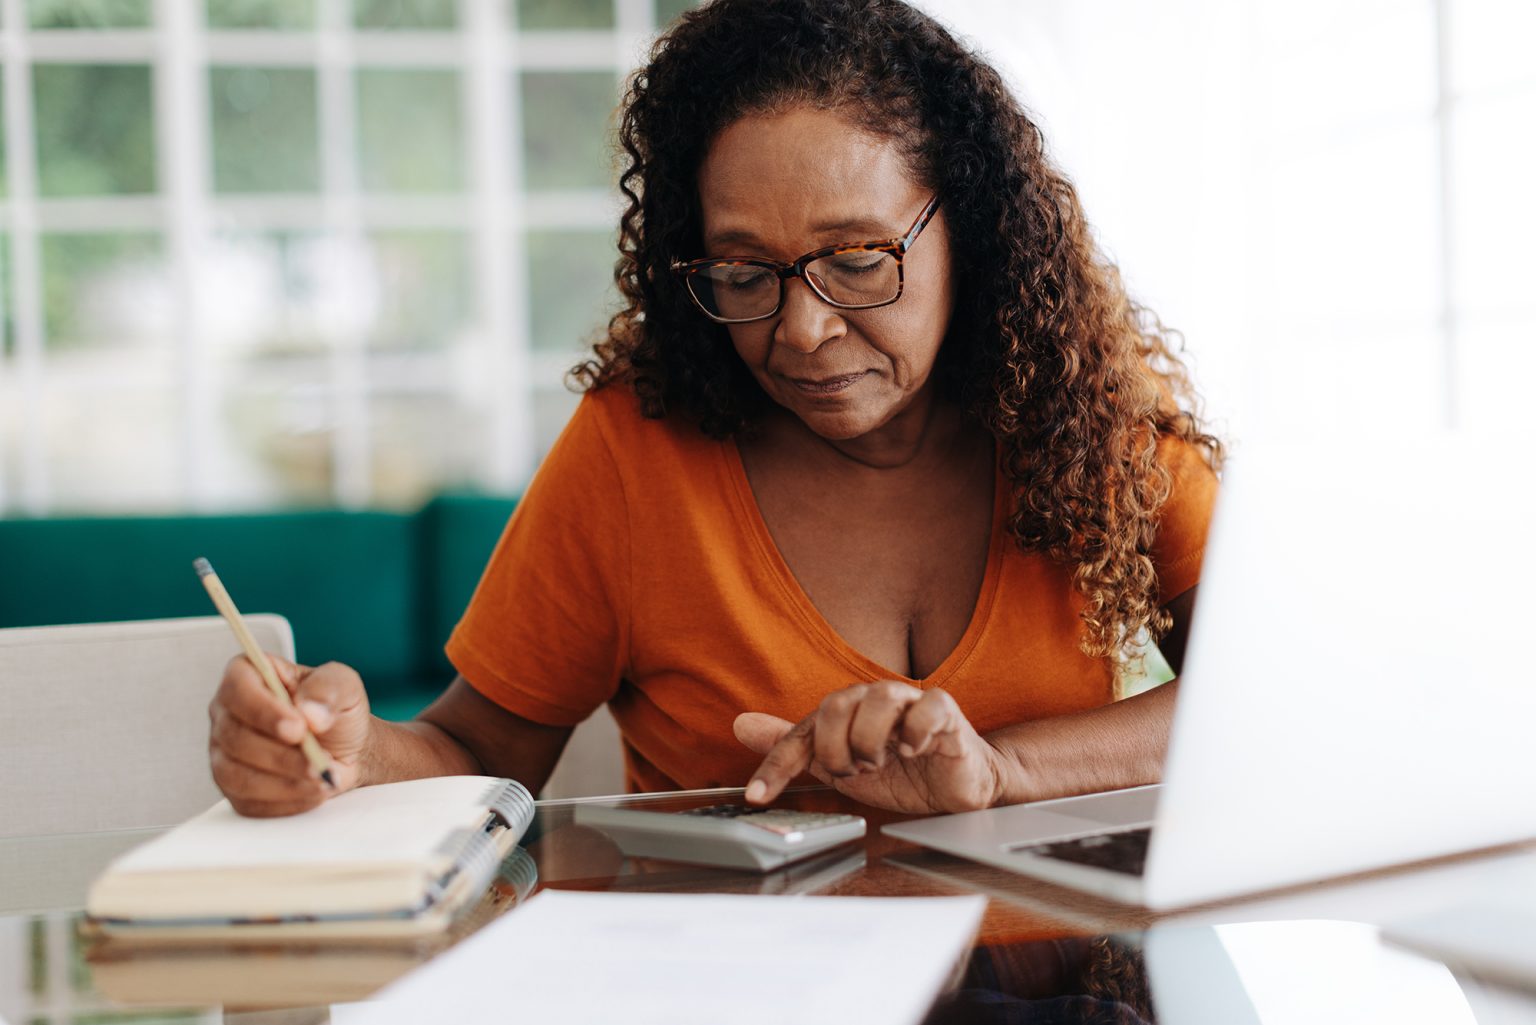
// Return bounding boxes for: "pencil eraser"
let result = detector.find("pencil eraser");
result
[193,557,213,577]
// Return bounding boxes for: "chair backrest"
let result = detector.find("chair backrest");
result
[0,615,294,839]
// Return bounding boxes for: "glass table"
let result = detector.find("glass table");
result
[3,786,1535,1024]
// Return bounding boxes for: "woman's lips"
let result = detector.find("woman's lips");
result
[788,371,869,395]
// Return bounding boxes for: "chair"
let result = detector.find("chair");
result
[0,615,294,839]
[541,704,625,799]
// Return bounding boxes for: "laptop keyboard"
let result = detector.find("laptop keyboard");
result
[1012,826,1153,876]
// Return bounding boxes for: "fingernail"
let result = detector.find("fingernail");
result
[745,779,767,803]
[278,717,304,743]
[898,742,916,758]
[299,700,333,732]
[856,759,879,773]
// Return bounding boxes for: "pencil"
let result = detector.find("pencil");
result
[194,557,336,788]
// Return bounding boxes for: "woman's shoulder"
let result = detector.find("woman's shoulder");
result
[565,381,722,471]
[1151,431,1221,602]
[1155,432,1220,490]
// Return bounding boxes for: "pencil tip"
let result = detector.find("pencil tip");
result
[193,557,213,577]
[321,769,336,789]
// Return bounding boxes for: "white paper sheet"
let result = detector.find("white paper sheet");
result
[348,890,986,1025]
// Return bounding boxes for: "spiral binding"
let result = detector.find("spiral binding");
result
[499,846,539,901]
[478,778,535,835]
[418,780,535,910]
[428,825,503,907]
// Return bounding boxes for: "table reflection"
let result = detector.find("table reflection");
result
[926,934,1151,1024]
[3,787,1533,1025]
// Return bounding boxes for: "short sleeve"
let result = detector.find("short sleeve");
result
[1151,437,1220,605]
[445,395,630,726]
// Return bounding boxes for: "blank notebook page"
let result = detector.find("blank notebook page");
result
[108,775,507,873]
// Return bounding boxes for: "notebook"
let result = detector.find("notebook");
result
[884,435,1536,908]
[85,775,535,941]
[88,848,541,1010]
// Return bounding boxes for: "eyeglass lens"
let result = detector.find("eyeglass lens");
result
[687,250,899,321]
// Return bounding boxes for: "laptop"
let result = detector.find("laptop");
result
[883,435,1536,909]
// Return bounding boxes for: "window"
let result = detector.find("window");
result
[0,0,685,513]
[5,0,1525,514]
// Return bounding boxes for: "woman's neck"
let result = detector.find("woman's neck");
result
[768,390,974,475]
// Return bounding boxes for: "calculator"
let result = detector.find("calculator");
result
[574,803,866,871]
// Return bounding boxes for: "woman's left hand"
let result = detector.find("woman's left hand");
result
[734,682,1008,814]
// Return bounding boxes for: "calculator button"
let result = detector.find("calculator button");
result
[736,811,859,836]
[677,805,858,836]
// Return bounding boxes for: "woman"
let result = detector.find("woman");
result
[207,0,1221,817]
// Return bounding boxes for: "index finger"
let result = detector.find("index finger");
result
[745,716,816,805]
[215,652,307,743]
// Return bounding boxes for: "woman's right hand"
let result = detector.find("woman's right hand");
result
[208,654,373,817]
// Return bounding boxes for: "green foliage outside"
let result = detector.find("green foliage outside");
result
[210,67,320,193]
[40,232,163,350]
[33,64,156,197]
[1,235,12,357]
[353,0,455,29]
[368,230,472,350]
[521,71,618,191]
[27,0,149,28]
[528,229,617,353]
[516,0,612,30]
[206,0,315,30]
[655,0,697,26]
[1,78,7,196]
[356,69,464,192]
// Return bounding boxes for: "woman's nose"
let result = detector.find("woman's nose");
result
[773,276,846,354]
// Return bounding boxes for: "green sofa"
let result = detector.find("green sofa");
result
[0,493,517,722]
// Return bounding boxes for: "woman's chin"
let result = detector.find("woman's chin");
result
[791,406,885,443]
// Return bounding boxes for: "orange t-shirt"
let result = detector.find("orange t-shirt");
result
[446,385,1218,793]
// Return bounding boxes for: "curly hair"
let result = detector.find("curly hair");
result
[573,0,1224,667]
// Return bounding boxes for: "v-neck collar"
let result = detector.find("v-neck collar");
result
[721,437,1008,688]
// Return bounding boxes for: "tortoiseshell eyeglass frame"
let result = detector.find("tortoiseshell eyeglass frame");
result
[670,195,942,324]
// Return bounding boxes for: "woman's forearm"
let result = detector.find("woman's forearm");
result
[986,680,1179,805]
[357,718,485,787]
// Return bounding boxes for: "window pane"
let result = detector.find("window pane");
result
[40,232,169,352]
[1456,319,1536,433]
[1450,87,1536,316]
[533,386,580,463]
[1260,3,1435,144]
[27,0,150,28]
[515,0,612,30]
[33,64,156,197]
[206,230,331,354]
[43,388,179,512]
[527,229,616,353]
[520,71,617,190]
[223,365,337,506]
[1263,122,1440,324]
[1,234,11,356]
[1248,326,1444,437]
[356,69,464,193]
[1450,0,1536,97]
[0,375,19,509]
[210,66,320,193]
[369,393,490,506]
[206,0,315,30]
[367,231,472,350]
[655,0,695,26]
[0,77,7,197]
[353,0,455,29]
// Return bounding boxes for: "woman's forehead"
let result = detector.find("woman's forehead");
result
[697,107,925,250]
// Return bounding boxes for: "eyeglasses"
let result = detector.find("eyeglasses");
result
[671,196,941,324]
